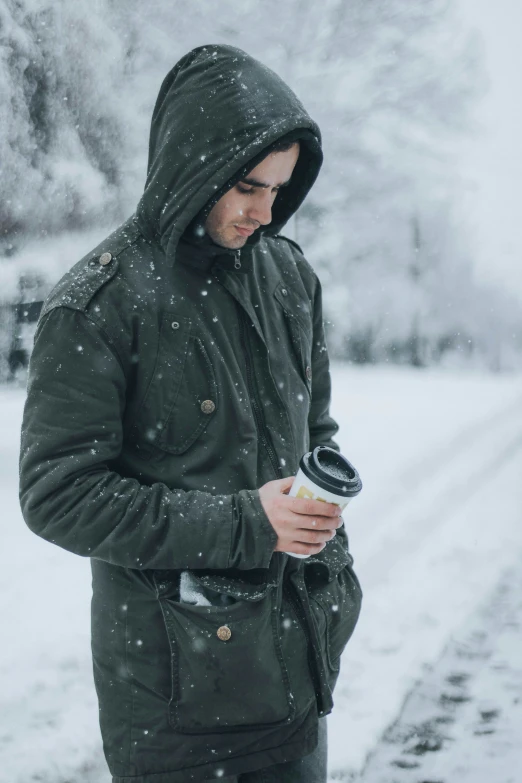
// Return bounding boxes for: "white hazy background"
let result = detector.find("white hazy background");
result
[456,0,522,301]
[0,0,521,373]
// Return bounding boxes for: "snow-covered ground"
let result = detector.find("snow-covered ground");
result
[1,363,521,782]
[357,556,522,782]
[328,364,522,780]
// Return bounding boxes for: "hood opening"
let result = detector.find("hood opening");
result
[182,127,322,248]
[135,45,322,264]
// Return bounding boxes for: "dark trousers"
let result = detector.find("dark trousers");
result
[214,716,327,782]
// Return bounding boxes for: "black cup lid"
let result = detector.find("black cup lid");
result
[300,446,362,497]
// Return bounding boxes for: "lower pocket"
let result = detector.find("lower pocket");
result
[159,589,294,733]
[309,565,362,673]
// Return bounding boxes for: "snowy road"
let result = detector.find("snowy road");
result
[328,366,522,780]
[1,365,521,782]
[356,557,522,783]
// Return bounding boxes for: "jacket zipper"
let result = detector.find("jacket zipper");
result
[236,301,282,480]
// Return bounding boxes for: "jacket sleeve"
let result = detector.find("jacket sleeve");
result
[19,306,277,571]
[308,275,341,453]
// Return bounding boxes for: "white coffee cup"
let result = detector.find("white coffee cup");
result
[286,446,362,559]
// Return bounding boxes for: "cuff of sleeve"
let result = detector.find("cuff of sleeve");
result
[231,489,278,569]
[305,526,352,581]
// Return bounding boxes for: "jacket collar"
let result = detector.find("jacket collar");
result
[175,230,258,274]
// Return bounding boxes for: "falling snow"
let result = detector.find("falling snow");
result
[3,367,521,781]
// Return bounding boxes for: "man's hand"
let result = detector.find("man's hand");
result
[258,476,343,557]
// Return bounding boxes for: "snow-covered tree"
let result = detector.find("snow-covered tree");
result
[0,0,519,370]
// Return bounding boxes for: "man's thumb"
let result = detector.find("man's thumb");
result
[259,475,295,499]
[278,475,295,494]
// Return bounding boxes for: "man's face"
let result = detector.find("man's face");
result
[205,143,300,249]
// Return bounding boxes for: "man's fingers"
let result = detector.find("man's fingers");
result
[282,541,326,556]
[268,476,295,494]
[285,510,340,531]
[292,528,336,545]
[288,496,341,518]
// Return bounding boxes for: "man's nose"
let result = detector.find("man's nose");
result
[247,196,272,226]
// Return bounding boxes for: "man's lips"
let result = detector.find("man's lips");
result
[235,225,255,237]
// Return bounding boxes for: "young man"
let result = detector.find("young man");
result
[19,45,362,782]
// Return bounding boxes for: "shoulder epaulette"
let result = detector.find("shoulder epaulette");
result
[41,219,140,319]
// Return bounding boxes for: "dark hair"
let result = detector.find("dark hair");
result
[184,136,301,239]
[271,139,299,153]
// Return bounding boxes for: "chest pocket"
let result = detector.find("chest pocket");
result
[273,281,313,399]
[131,313,218,457]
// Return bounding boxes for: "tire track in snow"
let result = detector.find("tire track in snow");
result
[396,396,522,493]
[356,398,522,586]
[327,399,522,780]
[355,557,522,783]
[357,394,522,526]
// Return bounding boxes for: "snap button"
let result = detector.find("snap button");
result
[281,287,288,296]
[305,365,312,381]
[201,399,216,414]
[217,625,231,641]
[171,321,180,330]
[99,252,112,266]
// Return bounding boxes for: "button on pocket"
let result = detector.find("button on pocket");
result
[217,625,231,641]
[201,399,216,415]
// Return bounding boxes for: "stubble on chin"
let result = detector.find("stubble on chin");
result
[210,226,247,250]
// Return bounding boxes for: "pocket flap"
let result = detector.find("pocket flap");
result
[304,532,353,585]
[273,280,311,327]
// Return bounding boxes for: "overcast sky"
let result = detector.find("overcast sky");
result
[455,0,522,301]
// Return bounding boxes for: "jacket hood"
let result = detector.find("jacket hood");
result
[135,44,322,262]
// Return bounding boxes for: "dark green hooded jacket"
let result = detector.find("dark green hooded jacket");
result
[19,45,362,782]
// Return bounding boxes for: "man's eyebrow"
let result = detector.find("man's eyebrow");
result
[240,177,292,189]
